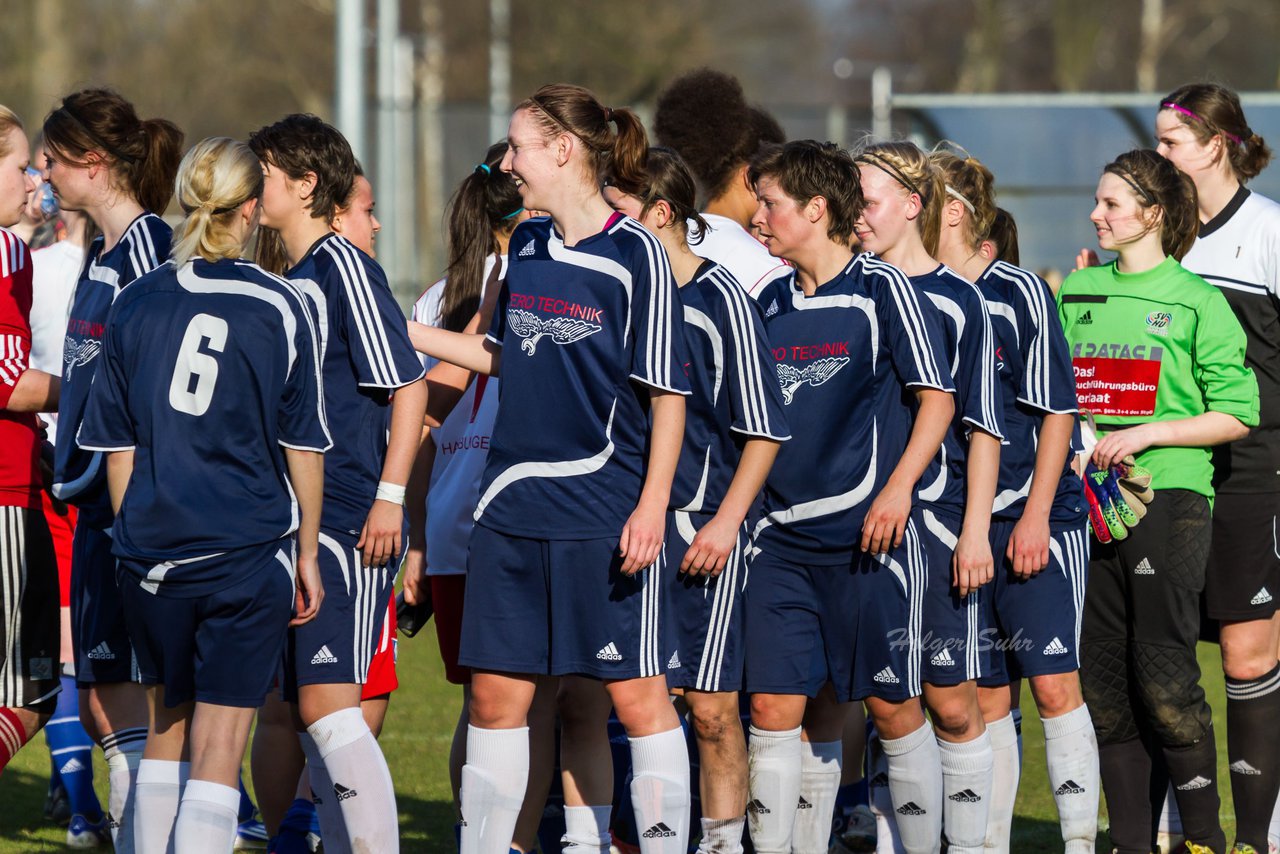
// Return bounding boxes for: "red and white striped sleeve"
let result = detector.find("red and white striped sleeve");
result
[0,227,33,410]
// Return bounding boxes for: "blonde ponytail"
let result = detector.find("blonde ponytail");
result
[171,138,263,266]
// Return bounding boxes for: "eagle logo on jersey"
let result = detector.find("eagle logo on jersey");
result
[776,357,849,404]
[62,335,101,379]
[507,308,602,355]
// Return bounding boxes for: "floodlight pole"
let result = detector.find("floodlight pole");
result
[489,0,511,144]
[336,0,366,162]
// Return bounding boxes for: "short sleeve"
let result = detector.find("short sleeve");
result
[628,231,691,394]
[0,234,32,411]
[278,295,333,452]
[711,273,789,440]
[485,281,511,348]
[1013,271,1078,414]
[331,243,425,389]
[874,267,955,392]
[76,310,136,452]
[1195,289,1260,426]
[413,280,445,371]
[954,285,1005,439]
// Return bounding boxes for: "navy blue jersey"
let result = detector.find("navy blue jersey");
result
[286,234,424,536]
[672,260,790,513]
[975,261,1086,525]
[77,258,330,595]
[911,264,1005,516]
[53,214,170,528]
[477,215,691,538]
[752,253,955,562]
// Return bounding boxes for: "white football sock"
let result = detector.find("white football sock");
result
[132,759,189,854]
[1041,705,1099,854]
[746,725,802,854]
[792,739,842,854]
[460,725,529,854]
[697,816,745,854]
[630,727,691,854]
[880,721,943,854]
[1270,786,1280,848]
[308,707,399,853]
[866,730,904,854]
[299,731,351,854]
[983,713,1019,853]
[937,731,993,854]
[1158,781,1181,834]
[173,779,239,854]
[104,731,146,851]
[562,804,611,852]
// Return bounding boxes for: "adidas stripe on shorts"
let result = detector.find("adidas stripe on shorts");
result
[743,509,928,702]
[69,524,138,686]
[977,518,1089,685]
[0,505,60,709]
[917,507,987,686]
[663,510,748,693]
[1204,492,1280,621]
[459,523,666,680]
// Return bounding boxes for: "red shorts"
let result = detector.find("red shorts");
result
[41,492,76,608]
[360,594,399,700]
[431,574,470,685]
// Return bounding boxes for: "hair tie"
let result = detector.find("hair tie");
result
[475,163,492,176]
[1113,169,1156,207]
[1161,101,1243,146]
[603,107,615,123]
[60,103,139,165]
[945,185,976,215]
[856,152,924,201]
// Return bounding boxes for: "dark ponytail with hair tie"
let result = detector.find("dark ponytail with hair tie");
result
[518,84,649,192]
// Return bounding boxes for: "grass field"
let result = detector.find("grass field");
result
[0,636,1235,853]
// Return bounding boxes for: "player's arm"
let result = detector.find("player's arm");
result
[284,447,325,625]
[359,376,427,568]
[1092,412,1249,470]
[1008,412,1073,578]
[105,449,134,516]
[418,283,505,427]
[620,389,684,576]
[408,324,501,378]
[862,388,954,554]
[401,425,434,606]
[2,368,59,412]
[681,437,781,576]
[954,430,1000,596]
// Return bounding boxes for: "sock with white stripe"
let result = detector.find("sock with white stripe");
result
[983,713,1019,853]
[0,707,31,775]
[937,731,992,854]
[1156,782,1181,835]
[1227,664,1280,850]
[562,805,611,853]
[880,721,942,854]
[791,739,841,854]
[174,779,240,853]
[865,729,904,854]
[103,726,148,849]
[1042,705,1098,854]
[44,675,103,820]
[307,707,398,853]
[299,731,350,854]
[1163,728,1225,854]
[461,725,529,854]
[629,727,691,854]
[746,725,802,854]
[133,758,189,854]
[697,816,744,854]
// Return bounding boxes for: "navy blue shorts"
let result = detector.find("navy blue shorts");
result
[663,511,748,693]
[71,524,137,686]
[459,523,665,680]
[743,511,928,702]
[120,540,294,707]
[284,528,396,698]
[918,508,987,686]
[977,519,1089,686]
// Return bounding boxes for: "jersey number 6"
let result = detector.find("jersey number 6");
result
[168,313,228,417]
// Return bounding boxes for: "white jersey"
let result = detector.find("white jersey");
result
[410,255,505,575]
[689,213,790,298]
[1182,188,1280,493]
[29,241,85,442]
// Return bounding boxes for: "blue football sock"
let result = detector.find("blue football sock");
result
[45,674,102,821]
[275,797,318,854]
[238,774,256,822]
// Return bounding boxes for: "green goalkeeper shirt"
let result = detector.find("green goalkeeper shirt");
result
[1057,256,1259,498]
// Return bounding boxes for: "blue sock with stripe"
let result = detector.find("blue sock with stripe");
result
[274,797,317,853]
[45,674,103,821]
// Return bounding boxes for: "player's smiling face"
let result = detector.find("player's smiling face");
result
[501,109,558,211]
[1090,172,1155,252]
[750,175,809,259]
[853,164,915,257]
[0,127,35,228]
[1155,110,1220,178]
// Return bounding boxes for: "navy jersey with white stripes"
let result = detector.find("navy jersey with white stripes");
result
[286,234,424,536]
[976,261,1086,525]
[911,264,1004,516]
[478,214,691,538]
[672,260,790,513]
[53,213,170,529]
[77,258,330,595]
[752,253,955,562]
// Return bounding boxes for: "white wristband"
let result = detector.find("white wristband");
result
[375,481,406,505]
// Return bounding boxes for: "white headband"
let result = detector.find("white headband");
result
[945,185,976,214]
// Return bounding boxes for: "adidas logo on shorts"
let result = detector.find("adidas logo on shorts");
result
[334,783,358,801]
[1055,779,1085,796]
[1042,637,1069,656]
[667,651,681,669]
[896,801,926,816]
[948,789,981,803]
[1252,587,1273,605]
[797,796,812,810]
[60,758,86,775]
[1176,775,1212,791]
[930,648,956,667]
[746,799,770,815]
[596,642,623,662]
[87,642,115,661]
[873,666,900,684]
[1134,557,1154,575]
[642,823,677,839]
[765,299,779,318]
[518,240,536,258]
[1231,760,1263,776]
[311,645,338,665]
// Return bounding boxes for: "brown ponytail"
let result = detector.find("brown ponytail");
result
[1160,83,1273,182]
[518,84,649,189]
[930,145,999,251]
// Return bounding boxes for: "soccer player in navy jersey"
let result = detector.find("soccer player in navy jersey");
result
[41,89,184,850]
[76,136,328,854]
[250,114,427,853]
[853,141,1004,854]
[743,140,955,854]
[407,84,693,854]
[932,151,1097,854]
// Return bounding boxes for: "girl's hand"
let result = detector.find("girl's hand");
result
[358,499,404,568]
[1007,514,1050,579]
[681,514,739,577]
[953,529,994,597]
[1091,424,1156,470]
[620,501,666,576]
[290,551,325,626]
[1074,248,1100,271]
[861,483,911,555]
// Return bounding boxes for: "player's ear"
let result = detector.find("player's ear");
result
[943,198,966,228]
[555,132,573,168]
[297,171,319,206]
[806,194,827,224]
[653,199,674,230]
